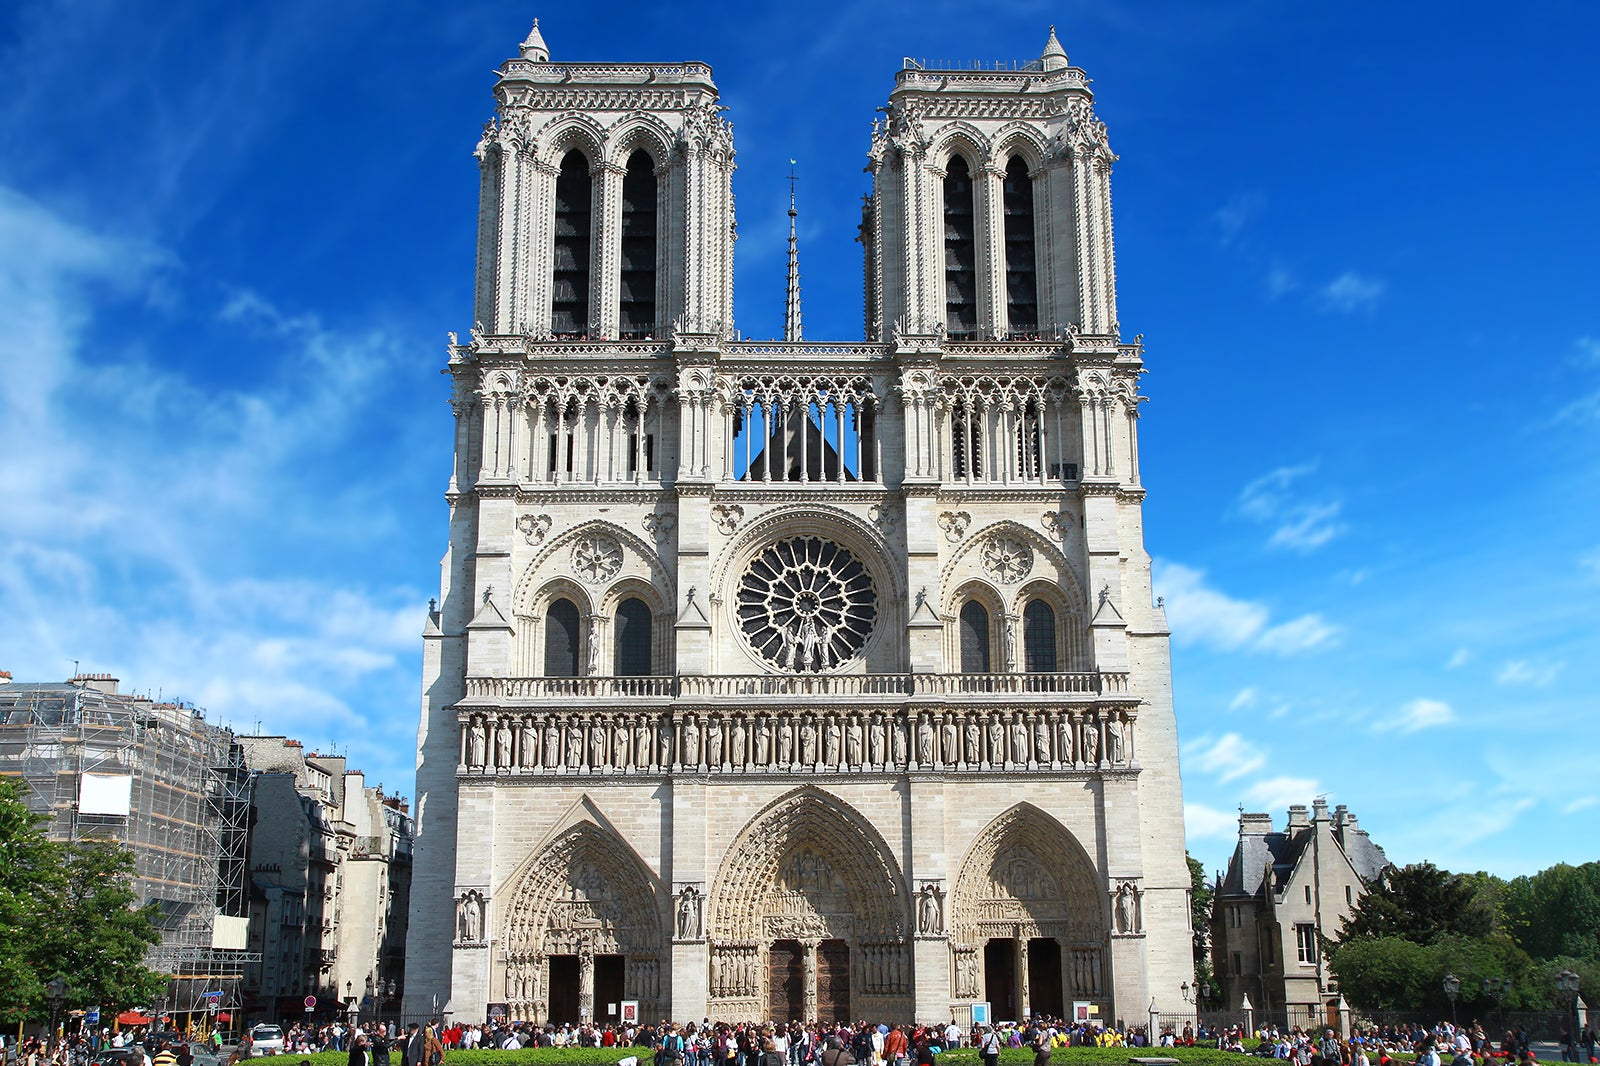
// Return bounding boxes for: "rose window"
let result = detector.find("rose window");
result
[980,534,1034,584]
[572,534,623,584]
[737,537,877,671]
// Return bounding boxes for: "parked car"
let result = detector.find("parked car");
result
[90,1050,144,1066]
[248,1026,285,1056]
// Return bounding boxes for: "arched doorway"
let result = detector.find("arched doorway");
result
[709,787,910,1023]
[950,804,1107,1022]
[499,817,666,1024]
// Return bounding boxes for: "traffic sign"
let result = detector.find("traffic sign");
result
[304,996,317,1008]
[86,1009,100,1025]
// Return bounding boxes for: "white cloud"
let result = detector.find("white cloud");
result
[1184,733,1268,782]
[1237,464,1346,553]
[1317,271,1385,315]
[1155,561,1340,655]
[1575,336,1600,367]
[1375,698,1456,734]
[1212,193,1263,247]
[1564,797,1600,816]
[1228,687,1258,711]
[1446,648,1471,670]
[1495,660,1565,688]
[1264,262,1297,300]
[1185,802,1239,841]
[1243,776,1323,812]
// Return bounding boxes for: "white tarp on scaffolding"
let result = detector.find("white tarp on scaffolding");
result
[211,914,249,950]
[78,772,134,815]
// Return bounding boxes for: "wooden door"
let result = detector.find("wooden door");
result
[817,939,850,1024]
[769,940,803,1023]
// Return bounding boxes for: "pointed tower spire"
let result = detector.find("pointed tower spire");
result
[784,160,803,342]
[520,18,549,62]
[1041,25,1068,71]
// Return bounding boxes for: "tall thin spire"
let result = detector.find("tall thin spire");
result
[784,160,802,342]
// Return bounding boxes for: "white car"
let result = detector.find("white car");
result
[250,1026,285,1056]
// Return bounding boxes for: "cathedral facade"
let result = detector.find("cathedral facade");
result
[407,21,1190,1029]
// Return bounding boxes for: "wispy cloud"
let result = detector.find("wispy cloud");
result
[1237,464,1346,552]
[1211,192,1263,247]
[1228,687,1258,711]
[1564,797,1600,816]
[1495,660,1565,687]
[1155,561,1340,655]
[1375,697,1456,734]
[1184,733,1268,782]
[1185,802,1239,841]
[1317,271,1385,315]
[1446,648,1471,670]
[1243,776,1323,812]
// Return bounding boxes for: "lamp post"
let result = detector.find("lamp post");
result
[1484,976,1511,1029]
[1558,970,1581,1062]
[1181,981,1214,1009]
[1443,974,1461,1028]
[46,975,66,1042]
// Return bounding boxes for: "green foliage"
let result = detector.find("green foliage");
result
[1339,863,1496,944]
[1189,852,1214,969]
[1328,932,1539,1014]
[0,777,167,1023]
[1503,864,1600,961]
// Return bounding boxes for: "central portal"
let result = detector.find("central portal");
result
[768,939,804,1022]
[817,939,850,1023]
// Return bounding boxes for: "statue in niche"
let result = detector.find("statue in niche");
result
[457,893,483,942]
[891,717,907,765]
[495,720,512,767]
[585,619,600,675]
[1081,720,1100,764]
[868,713,885,766]
[799,716,817,764]
[519,718,538,768]
[845,715,863,766]
[589,721,606,767]
[658,716,674,766]
[916,883,943,935]
[467,718,487,767]
[1011,714,1029,764]
[707,715,724,766]
[542,717,559,767]
[613,717,630,767]
[1115,881,1141,933]
[823,715,841,765]
[754,715,771,764]
[1034,715,1052,763]
[731,715,747,766]
[777,715,794,765]
[565,720,583,767]
[940,714,957,764]
[682,715,700,767]
[635,717,651,767]
[916,714,933,765]
[1107,716,1125,763]
[1057,715,1074,765]
[964,714,981,763]
[987,713,1005,764]
[676,885,702,939]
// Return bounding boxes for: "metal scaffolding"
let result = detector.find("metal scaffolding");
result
[0,678,260,1016]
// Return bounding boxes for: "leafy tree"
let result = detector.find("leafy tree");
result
[1504,864,1600,961]
[0,777,62,1025]
[35,841,167,1013]
[1340,863,1496,944]
[1188,853,1219,1006]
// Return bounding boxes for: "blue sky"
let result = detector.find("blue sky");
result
[2,1,1596,882]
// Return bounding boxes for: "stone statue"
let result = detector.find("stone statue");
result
[1057,715,1074,765]
[940,714,957,764]
[635,717,651,768]
[776,714,794,765]
[589,721,606,767]
[495,720,512,768]
[799,716,817,764]
[468,718,487,767]
[682,715,700,767]
[987,713,1004,764]
[543,717,560,767]
[1011,714,1029,764]
[676,886,702,939]
[868,713,885,766]
[823,715,841,766]
[658,716,674,766]
[845,715,863,766]
[917,883,943,935]
[754,715,771,764]
[519,718,537,768]
[731,715,747,766]
[964,714,981,763]
[565,720,583,767]
[891,716,907,765]
[585,619,600,675]
[1107,716,1125,763]
[1082,719,1100,764]
[707,715,724,766]
[916,713,933,765]
[1034,715,1052,763]
[1115,882,1139,933]
[458,893,482,941]
[612,717,630,767]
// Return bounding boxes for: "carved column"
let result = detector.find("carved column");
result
[578,947,595,1021]
[1016,936,1030,1022]
[801,938,820,1022]
[596,160,625,341]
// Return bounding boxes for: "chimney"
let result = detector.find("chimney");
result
[1240,811,1274,836]
[1312,797,1330,821]
[72,673,120,695]
[1286,804,1310,830]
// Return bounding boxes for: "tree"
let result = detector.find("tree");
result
[1504,864,1600,961]
[0,777,63,1026]
[1340,862,1496,944]
[1189,853,1218,1006]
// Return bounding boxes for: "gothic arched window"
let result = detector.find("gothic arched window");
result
[1003,156,1038,336]
[551,150,593,338]
[953,400,984,480]
[959,600,991,673]
[619,150,657,339]
[943,155,977,340]
[1023,599,1057,673]
[613,597,653,676]
[544,597,581,677]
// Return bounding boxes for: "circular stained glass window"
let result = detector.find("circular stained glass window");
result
[737,536,877,671]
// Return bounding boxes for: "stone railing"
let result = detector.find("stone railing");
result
[455,703,1137,777]
[461,671,1127,702]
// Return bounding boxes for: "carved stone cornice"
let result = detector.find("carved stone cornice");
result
[511,488,673,506]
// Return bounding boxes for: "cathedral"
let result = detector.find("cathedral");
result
[406,19,1190,1029]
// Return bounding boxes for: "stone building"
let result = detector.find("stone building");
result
[406,22,1190,1028]
[1211,802,1390,1026]
[238,738,413,1025]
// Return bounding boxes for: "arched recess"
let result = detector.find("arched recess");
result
[947,803,1109,1007]
[1012,576,1089,672]
[944,579,1006,674]
[499,799,667,1020]
[598,576,672,676]
[514,578,594,676]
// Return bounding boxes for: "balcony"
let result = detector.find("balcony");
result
[461,671,1128,704]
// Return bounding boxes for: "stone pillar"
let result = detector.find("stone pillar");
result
[669,780,708,1020]
[578,948,595,1022]
[802,939,820,1021]
[1016,937,1030,1021]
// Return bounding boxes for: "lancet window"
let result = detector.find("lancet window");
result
[523,376,664,485]
[551,150,593,338]
[943,155,978,340]
[729,376,878,484]
[941,376,1076,486]
[959,601,992,673]
[1003,156,1038,337]
[619,150,657,340]
[544,598,581,677]
[1023,600,1057,673]
[613,597,653,676]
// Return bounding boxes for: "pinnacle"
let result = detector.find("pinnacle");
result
[520,17,550,62]
[1041,25,1068,70]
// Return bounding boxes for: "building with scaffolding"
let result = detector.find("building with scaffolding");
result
[235,737,413,1027]
[0,674,257,1021]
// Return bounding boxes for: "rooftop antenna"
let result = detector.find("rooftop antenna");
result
[784,160,802,343]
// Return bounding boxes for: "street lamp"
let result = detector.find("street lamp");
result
[1557,971,1580,1060]
[1443,974,1460,1027]
[46,975,66,1041]
[1484,975,1511,1026]
[1181,981,1214,1007]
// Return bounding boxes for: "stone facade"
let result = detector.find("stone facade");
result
[406,23,1190,1028]
[1211,802,1390,1025]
